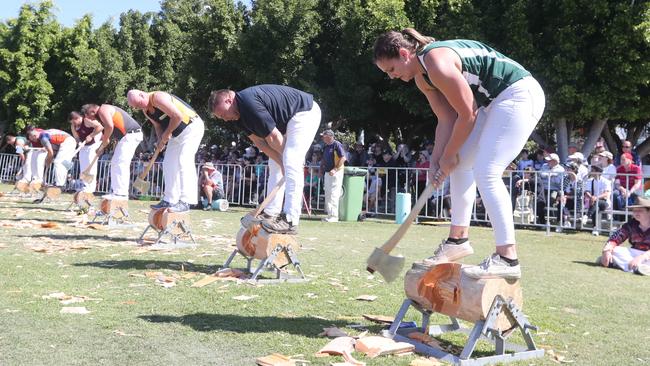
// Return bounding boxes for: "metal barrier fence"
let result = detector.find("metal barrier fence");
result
[0,152,644,235]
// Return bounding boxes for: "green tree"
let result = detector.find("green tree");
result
[0,1,59,132]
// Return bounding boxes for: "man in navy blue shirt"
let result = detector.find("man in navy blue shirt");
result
[209,85,321,234]
[320,129,347,222]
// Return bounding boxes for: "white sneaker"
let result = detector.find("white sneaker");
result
[636,264,650,276]
[321,216,339,223]
[423,239,474,266]
[102,194,114,200]
[462,253,521,280]
[555,226,563,233]
[591,230,599,236]
[563,221,572,228]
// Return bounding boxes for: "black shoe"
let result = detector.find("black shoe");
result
[261,213,297,235]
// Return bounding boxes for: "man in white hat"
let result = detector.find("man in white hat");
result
[598,151,617,181]
[200,162,224,211]
[567,151,589,181]
[539,153,565,198]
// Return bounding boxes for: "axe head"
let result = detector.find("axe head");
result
[366,247,405,283]
[132,177,149,193]
[80,172,95,184]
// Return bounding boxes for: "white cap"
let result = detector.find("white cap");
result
[545,153,560,162]
[568,152,584,161]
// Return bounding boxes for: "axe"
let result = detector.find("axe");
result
[366,182,437,283]
[240,177,286,229]
[80,141,108,183]
[132,143,165,193]
[61,141,86,170]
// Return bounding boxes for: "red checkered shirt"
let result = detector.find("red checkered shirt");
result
[609,220,650,252]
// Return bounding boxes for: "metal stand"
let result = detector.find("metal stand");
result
[138,218,196,249]
[67,193,94,211]
[223,242,307,284]
[91,206,130,227]
[383,295,544,365]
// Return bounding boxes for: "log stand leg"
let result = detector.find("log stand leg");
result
[384,295,544,365]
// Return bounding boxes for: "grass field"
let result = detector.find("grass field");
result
[0,183,648,366]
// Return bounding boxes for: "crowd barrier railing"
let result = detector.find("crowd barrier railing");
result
[0,152,643,235]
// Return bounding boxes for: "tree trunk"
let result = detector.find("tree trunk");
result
[602,124,619,153]
[529,130,550,150]
[555,118,569,161]
[630,125,644,146]
[636,137,650,158]
[581,117,608,158]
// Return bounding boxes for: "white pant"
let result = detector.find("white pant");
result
[78,135,102,193]
[110,131,143,196]
[450,77,545,245]
[21,149,47,183]
[324,168,344,218]
[52,137,77,186]
[266,102,321,225]
[163,118,204,205]
[612,246,650,273]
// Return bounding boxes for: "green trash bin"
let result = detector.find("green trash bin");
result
[339,167,368,221]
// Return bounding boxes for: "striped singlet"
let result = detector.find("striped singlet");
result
[145,92,198,137]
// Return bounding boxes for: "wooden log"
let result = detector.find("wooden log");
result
[43,186,61,199]
[100,198,128,218]
[404,262,522,330]
[147,208,190,235]
[29,181,42,193]
[73,192,94,205]
[15,181,29,193]
[235,227,299,267]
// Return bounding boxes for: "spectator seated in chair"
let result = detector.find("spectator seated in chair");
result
[200,162,224,211]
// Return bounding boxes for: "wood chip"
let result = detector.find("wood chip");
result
[87,223,107,230]
[362,314,394,324]
[60,307,90,314]
[319,327,349,338]
[355,336,415,358]
[191,276,221,288]
[256,353,295,366]
[233,295,258,301]
[410,358,443,366]
[355,295,377,302]
[41,222,59,229]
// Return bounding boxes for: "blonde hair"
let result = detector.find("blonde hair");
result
[373,28,436,61]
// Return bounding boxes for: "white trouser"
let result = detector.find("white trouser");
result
[266,102,321,225]
[163,118,205,205]
[78,134,102,193]
[22,149,47,183]
[612,246,650,272]
[324,168,344,218]
[110,131,143,196]
[450,76,545,245]
[52,137,77,186]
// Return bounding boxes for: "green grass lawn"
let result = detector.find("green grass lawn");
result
[0,183,648,366]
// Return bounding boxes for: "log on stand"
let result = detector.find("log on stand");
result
[92,198,129,225]
[384,261,543,365]
[226,226,305,283]
[138,208,195,247]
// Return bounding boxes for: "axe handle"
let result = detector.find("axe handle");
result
[251,177,286,217]
[136,143,165,181]
[379,182,437,254]
[80,142,108,176]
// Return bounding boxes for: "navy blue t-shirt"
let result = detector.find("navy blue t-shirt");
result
[322,141,345,171]
[235,85,313,138]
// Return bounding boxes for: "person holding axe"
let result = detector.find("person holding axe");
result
[69,111,103,194]
[373,29,545,279]
[126,90,205,213]
[25,127,76,188]
[81,103,143,200]
[7,129,47,185]
[208,85,321,234]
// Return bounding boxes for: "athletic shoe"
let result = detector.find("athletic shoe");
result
[462,253,521,280]
[321,216,339,223]
[150,200,171,209]
[261,213,297,235]
[422,239,474,266]
[203,204,212,211]
[168,201,190,213]
[635,263,650,276]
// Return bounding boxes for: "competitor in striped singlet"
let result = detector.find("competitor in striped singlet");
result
[4,133,45,183]
[127,90,205,213]
[26,127,76,187]
[69,111,103,193]
[11,128,47,184]
[82,104,143,199]
[374,28,546,279]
